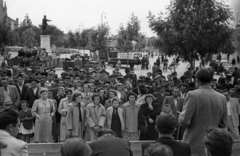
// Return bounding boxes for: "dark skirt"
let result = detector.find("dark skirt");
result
[140,122,157,140]
[111,110,122,138]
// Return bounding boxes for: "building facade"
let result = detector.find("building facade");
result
[0,0,18,30]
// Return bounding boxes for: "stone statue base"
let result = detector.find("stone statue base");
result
[40,35,51,53]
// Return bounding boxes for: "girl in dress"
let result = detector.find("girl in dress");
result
[106,97,124,138]
[19,100,35,143]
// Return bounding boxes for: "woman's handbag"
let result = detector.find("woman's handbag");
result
[139,119,148,133]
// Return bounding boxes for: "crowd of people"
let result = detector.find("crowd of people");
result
[0,54,239,156]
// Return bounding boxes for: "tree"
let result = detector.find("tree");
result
[22,28,37,47]
[117,13,145,51]
[20,14,32,28]
[0,24,10,45]
[68,31,77,48]
[89,24,110,58]
[148,0,235,69]
[7,30,20,46]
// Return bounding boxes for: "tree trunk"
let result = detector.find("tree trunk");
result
[190,59,195,70]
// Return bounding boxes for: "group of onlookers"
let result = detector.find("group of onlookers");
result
[0,53,239,156]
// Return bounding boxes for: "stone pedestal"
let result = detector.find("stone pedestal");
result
[40,35,51,53]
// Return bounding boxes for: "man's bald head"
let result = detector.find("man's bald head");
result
[195,68,214,84]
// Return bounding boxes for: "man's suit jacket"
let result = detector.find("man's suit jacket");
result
[141,137,191,156]
[179,84,227,155]
[154,92,170,112]
[162,96,184,120]
[89,136,133,156]
[0,85,20,107]
[0,130,28,156]
[15,85,28,101]
[229,98,240,127]
[24,87,40,108]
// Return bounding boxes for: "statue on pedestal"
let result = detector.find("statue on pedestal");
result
[42,15,51,35]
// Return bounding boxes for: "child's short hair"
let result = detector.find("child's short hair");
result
[19,100,29,107]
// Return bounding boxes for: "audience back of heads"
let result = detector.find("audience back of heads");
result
[98,128,115,138]
[156,114,177,135]
[146,143,173,156]
[196,68,214,84]
[0,108,19,137]
[203,127,233,156]
[60,138,92,156]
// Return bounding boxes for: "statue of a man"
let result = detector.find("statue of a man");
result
[42,15,51,34]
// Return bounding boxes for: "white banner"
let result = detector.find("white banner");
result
[117,53,134,59]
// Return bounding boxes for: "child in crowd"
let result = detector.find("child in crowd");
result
[19,100,35,143]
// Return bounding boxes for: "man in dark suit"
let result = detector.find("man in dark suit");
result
[162,88,184,140]
[142,114,191,156]
[154,85,170,112]
[15,74,28,102]
[24,79,40,108]
[89,129,133,156]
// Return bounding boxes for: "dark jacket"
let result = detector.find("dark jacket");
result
[24,87,40,108]
[153,92,170,112]
[141,137,191,156]
[15,84,28,101]
[89,136,133,156]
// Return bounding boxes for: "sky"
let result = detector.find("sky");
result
[4,0,240,37]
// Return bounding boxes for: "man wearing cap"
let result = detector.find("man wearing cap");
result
[141,114,191,156]
[179,68,227,156]
[0,78,20,110]
[24,78,40,108]
[63,76,73,89]
[38,72,51,89]
[15,74,28,101]
[220,74,234,90]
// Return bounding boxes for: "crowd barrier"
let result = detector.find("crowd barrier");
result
[27,140,240,156]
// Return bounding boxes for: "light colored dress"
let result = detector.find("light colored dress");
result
[85,103,106,141]
[32,98,55,143]
[122,102,140,141]
[66,102,86,138]
[58,98,70,142]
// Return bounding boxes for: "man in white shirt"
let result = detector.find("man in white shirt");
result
[223,90,240,140]
[0,109,28,156]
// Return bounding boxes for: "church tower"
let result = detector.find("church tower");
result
[0,0,3,8]
[3,1,7,13]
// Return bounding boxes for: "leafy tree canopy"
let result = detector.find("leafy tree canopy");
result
[148,0,235,67]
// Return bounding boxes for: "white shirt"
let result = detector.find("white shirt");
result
[18,85,23,94]
[33,87,38,95]
[173,98,178,108]
[227,101,231,116]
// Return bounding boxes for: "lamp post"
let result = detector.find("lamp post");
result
[101,12,106,26]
